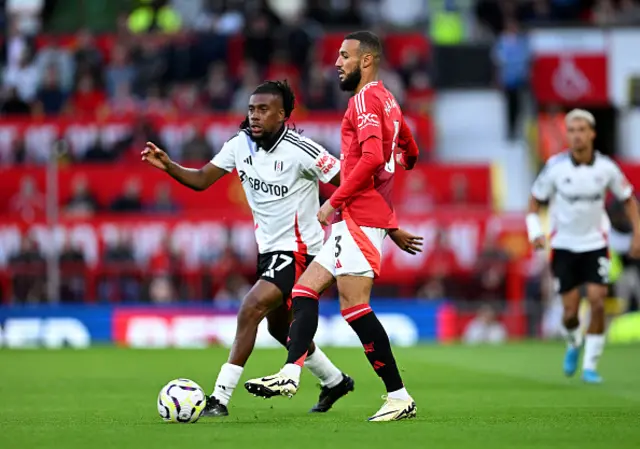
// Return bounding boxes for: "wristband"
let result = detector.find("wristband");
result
[526,213,544,242]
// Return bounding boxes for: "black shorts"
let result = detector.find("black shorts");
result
[551,247,610,294]
[257,251,314,307]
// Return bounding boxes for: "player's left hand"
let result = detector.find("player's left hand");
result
[317,200,335,226]
[630,232,640,259]
[389,228,423,255]
[396,153,417,170]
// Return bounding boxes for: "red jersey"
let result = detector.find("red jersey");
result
[330,81,418,229]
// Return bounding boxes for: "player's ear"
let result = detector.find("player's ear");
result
[361,52,373,69]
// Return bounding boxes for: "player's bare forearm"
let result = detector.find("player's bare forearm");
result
[623,196,640,234]
[528,195,545,213]
[166,161,227,191]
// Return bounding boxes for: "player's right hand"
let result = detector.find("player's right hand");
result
[531,236,546,250]
[141,141,172,171]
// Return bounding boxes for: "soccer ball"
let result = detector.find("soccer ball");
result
[157,378,207,423]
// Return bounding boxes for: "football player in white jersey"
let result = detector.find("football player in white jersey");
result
[526,109,640,383]
[141,80,423,415]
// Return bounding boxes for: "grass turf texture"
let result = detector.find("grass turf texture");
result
[1,343,639,449]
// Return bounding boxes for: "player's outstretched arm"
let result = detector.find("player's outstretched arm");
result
[389,228,423,255]
[141,141,228,191]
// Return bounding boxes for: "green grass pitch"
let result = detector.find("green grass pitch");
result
[1,343,639,449]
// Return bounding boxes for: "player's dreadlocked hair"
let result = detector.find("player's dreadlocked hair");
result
[238,80,296,130]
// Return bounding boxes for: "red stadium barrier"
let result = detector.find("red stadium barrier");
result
[0,211,529,303]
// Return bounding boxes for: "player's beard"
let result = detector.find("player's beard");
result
[339,66,362,92]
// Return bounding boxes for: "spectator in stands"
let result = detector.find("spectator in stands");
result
[73,29,103,84]
[34,65,68,116]
[462,304,507,345]
[4,135,27,164]
[101,232,140,302]
[416,277,447,300]
[520,0,555,25]
[147,182,179,214]
[423,229,460,278]
[231,61,261,114]
[66,73,107,118]
[202,62,233,111]
[170,82,203,114]
[64,175,99,217]
[3,19,34,71]
[592,0,617,25]
[9,175,44,223]
[110,178,144,213]
[3,46,39,103]
[84,135,116,162]
[450,173,470,207]
[379,60,405,106]
[303,65,337,111]
[398,169,435,215]
[550,0,581,20]
[492,19,530,141]
[58,237,86,303]
[35,36,75,92]
[9,234,46,303]
[6,0,44,35]
[105,45,135,99]
[283,10,321,73]
[214,273,251,306]
[617,0,640,24]
[182,128,214,161]
[106,82,138,117]
[149,275,176,303]
[404,71,433,115]
[243,12,274,69]
[132,38,168,98]
[112,119,165,162]
[1,86,31,115]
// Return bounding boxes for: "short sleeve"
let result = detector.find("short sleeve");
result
[210,136,238,172]
[355,90,383,144]
[298,139,340,183]
[531,162,556,201]
[608,161,633,201]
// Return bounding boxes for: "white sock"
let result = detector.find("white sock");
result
[212,363,244,406]
[280,363,302,382]
[304,347,343,388]
[387,387,411,401]
[563,325,583,348]
[583,334,605,371]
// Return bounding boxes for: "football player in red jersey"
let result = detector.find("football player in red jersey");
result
[245,31,420,421]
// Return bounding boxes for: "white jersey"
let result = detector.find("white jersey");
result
[211,128,340,255]
[531,151,633,252]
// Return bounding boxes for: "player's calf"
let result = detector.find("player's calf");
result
[337,276,413,408]
[207,282,280,414]
[582,284,607,383]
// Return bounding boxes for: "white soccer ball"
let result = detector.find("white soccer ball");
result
[157,378,207,423]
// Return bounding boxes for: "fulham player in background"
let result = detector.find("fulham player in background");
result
[245,31,420,421]
[527,109,640,383]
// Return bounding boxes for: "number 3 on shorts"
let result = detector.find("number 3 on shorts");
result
[335,235,342,258]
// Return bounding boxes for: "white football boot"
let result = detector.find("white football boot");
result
[368,395,417,422]
[244,372,299,398]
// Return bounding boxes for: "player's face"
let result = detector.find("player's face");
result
[566,118,595,150]
[335,39,362,92]
[248,94,285,140]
